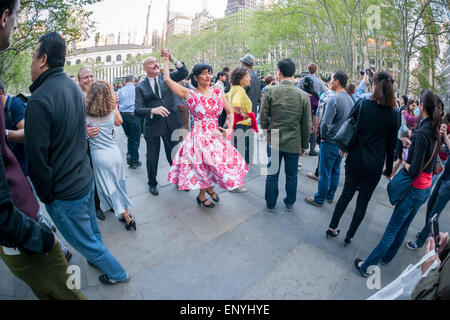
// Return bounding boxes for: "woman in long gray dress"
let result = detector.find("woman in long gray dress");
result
[85,81,136,231]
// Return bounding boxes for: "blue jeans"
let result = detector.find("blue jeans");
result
[265,146,300,209]
[45,182,128,282]
[416,177,450,247]
[361,186,431,272]
[121,113,141,164]
[314,142,342,204]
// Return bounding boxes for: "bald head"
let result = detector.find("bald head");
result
[143,57,160,78]
[78,67,94,92]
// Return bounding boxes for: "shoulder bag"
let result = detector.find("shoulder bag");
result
[387,140,438,206]
[334,98,364,153]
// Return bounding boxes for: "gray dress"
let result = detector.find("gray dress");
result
[87,112,132,216]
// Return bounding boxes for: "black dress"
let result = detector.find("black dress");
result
[329,99,398,239]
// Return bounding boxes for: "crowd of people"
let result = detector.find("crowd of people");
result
[0,0,449,300]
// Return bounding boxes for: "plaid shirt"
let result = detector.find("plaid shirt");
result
[297,75,328,96]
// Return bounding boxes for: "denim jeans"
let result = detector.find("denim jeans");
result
[416,177,450,248]
[265,145,300,209]
[27,176,68,255]
[361,186,431,272]
[314,142,342,204]
[37,210,68,255]
[45,182,128,282]
[121,113,141,164]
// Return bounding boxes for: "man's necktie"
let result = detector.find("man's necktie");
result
[154,78,160,99]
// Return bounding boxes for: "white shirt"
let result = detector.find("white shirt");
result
[148,77,162,98]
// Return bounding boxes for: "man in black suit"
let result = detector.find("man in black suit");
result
[135,50,189,196]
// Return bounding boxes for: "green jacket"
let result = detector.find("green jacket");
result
[260,80,311,154]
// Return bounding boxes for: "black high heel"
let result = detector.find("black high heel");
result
[326,229,340,239]
[125,220,136,231]
[207,191,220,203]
[119,214,132,224]
[344,237,352,247]
[197,196,215,208]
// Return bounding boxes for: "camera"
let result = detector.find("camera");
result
[360,68,374,77]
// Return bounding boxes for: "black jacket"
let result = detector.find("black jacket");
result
[135,64,189,138]
[406,117,440,180]
[25,68,93,204]
[346,99,398,176]
[245,70,262,115]
[0,144,54,253]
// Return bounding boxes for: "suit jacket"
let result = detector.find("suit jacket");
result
[135,63,189,138]
[245,70,261,115]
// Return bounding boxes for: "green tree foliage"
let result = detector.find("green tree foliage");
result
[166,0,447,95]
[0,0,102,94]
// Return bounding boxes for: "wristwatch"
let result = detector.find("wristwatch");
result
[5,129,10,140]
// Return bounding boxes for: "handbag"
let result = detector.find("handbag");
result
[387,140,438,206]
[334,98,363,153]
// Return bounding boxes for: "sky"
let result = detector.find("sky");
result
[85,0,228,45]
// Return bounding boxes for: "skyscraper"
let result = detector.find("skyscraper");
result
[225,0,257,16]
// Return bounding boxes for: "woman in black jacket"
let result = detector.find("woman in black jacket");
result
[355,89,441,277]
[326,71,398,246]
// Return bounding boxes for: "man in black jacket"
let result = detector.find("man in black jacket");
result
[25,32,129,286]
[135,50,189,196]
[0,1,85,299]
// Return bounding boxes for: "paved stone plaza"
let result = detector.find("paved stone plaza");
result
[1,127,449,300]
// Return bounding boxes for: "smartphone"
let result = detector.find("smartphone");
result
[430,214,440,252]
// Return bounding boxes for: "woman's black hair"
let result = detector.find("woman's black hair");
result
[420,89,441,140]
[303,76,319,99]
[230,67,249,86]
[190,63,213,88]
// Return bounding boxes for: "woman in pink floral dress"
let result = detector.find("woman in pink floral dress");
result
[162,51,248,208]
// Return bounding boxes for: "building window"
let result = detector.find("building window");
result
[116,54,122,62]
[126,54,132,61]
[76,59,81,65]
[106,55,112,62]
[96,56,101,63]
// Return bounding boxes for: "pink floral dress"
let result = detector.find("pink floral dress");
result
[168,88,248,190]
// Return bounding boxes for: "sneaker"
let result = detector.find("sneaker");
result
[305,196,323,207]
[130,161,142,169]
[99,274,130,286]
[307,172,319,181]
[309,150,318,156]
[326,199,333,204]
[284,204,293,212]
[406,241,419,250]
[266,206,275,213]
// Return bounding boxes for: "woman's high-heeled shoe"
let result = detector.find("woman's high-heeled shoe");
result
[326,229,340,239]
[207,191,220,203]
[125,220,136,231]
[197,196,215,208]
[344,237,352,247]
[119,214,132,224]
